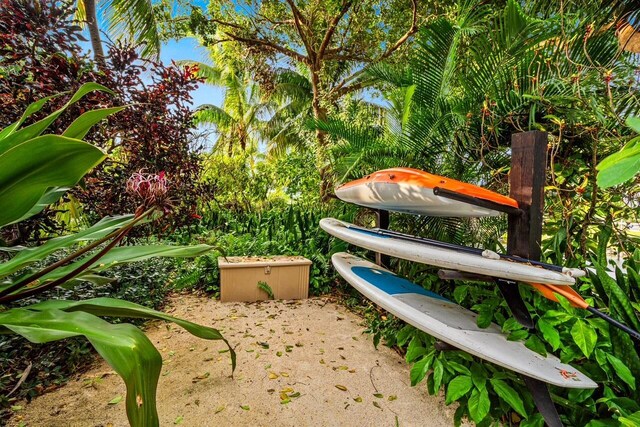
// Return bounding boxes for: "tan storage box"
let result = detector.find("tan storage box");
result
[218,256,312,302]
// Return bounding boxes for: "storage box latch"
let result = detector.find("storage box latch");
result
[264,265,271,275]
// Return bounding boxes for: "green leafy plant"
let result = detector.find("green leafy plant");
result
[0,85,235,427]
[257,281,274,300]
[597,117,640,188]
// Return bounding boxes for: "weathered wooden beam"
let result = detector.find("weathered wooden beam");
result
[507,131,562,427]
[375,209,390,267]
[507,131,548,260]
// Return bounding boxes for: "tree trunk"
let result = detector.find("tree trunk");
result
[310,66,333,202]
[84,0,106,69]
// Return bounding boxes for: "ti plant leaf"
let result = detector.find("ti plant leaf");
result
[0,215,134,280]
[0,135,105,227]
[0,298,236,427]
[35,244,215,286]
[25,297,236,370]
[0,308,162,427]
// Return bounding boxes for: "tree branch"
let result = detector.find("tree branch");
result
[328,0,418,99]
[330,80,370,99]
[324,52,370,62]
[285,0,315,59]
[317,0,353,63]
[207,17,245,30]
[379,0,418,61]
[222,31,308,63]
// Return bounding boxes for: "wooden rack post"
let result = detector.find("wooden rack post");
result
[507,131,547,259]
[375,209,390,267]
[507,131,562,427]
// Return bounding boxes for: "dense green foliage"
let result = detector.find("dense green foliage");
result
[0,88,234,426]
[2,0,640,426]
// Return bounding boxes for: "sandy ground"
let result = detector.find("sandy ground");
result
[10,295,459,427]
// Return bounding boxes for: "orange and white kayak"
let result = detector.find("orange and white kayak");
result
[335,168,518,217]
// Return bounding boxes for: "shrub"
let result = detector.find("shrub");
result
[0,0,207,242]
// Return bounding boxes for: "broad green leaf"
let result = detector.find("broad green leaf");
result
[470,363,487,390]
[37,244,214,284]
[619,411,640,427]
[553,293,576,315]
[453,284,468,303]
[9,187,70,225]
[0,308,162,426]
[502,317,523,332]
[626,117,640,133]
[432,358,444,392]
[490,378,527,418]
[445,375,473,404]
[537,318,560,351]
[0,135,105,227]
[406,336,427,362]
[0,83,113,155]
[23,297,235,372]
[525,335,547,356]
[596,148,640,188]
[410,352,434,386]
[571,319,597,358]
[568,388,595,403]
[606,353,636,390]
[396,324,414,347]
[476,308,493,328]
[468,386,490,423]
[63,106,127,139]
[597,136,640,171]
[444,360,470,376]
[0,215,133,280]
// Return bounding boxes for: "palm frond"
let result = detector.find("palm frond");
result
[104,0,160,58]
[195,105,236,128]
[175,60,223,85]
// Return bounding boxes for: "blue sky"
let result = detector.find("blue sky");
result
[159,38,225,108]
[80,14,224,109]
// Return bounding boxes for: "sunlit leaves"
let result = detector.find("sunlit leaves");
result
[571,319,597,358]
[490,379,527,418]
[468,386,490,423]
[445,376,473,405]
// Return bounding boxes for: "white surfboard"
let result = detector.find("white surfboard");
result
[332,253,596,388]
[320,218,579,286]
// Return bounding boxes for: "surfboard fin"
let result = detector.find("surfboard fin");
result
[496,279,534,329]
[523,375,563,427]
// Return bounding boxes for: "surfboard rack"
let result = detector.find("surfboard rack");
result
[434,341,458,352]
[433,186,524,216]
[495,279,534,329]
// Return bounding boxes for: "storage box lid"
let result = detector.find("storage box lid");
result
[218,256,312,269]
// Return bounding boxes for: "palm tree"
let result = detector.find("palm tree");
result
[181,42,269,154]
[76,0,160,67]
[261,69,314,157]
[182,41,316,156]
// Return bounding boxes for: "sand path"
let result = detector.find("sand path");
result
[10,295,458,426]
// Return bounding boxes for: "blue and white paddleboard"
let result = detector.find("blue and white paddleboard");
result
[332,253,596,388]
[321,218,580,286]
